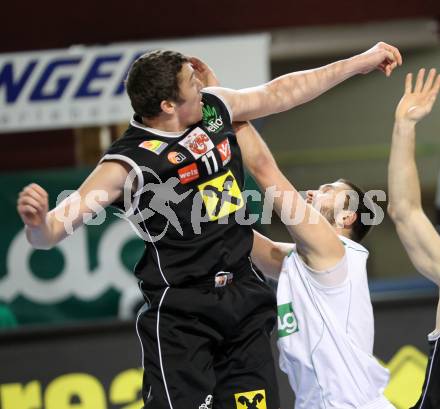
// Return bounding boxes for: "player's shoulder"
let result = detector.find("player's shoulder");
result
[106,115,172,158]
[339,236,369,256]
[201,88,232,124]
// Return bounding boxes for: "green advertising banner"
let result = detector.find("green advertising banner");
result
[0,168,144,327]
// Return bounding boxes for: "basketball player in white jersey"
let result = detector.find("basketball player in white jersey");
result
[388,68,440,409]
[234,120,395,408]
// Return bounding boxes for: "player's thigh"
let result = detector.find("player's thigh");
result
[137,294,218,409]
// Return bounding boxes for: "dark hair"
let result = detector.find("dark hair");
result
[337,178,374,242]
[125,50,189,119]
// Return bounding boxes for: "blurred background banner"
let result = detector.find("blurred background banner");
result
[0,170,143,325]
[0,34,269,133]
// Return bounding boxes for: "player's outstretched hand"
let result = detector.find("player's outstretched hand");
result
[189,56,220,87]
[355,42,403,77]
[395,68,440,123]
[17,183,49,227]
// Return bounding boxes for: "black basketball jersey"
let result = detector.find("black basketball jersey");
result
[411,333,440,409]
[101,91,254,288]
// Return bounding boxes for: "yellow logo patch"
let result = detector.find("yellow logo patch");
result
[138,140,168,155]
[235,389,267,409]
[197,170,244,221]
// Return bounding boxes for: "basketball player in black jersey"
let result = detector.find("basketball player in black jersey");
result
[18,44,401,409]
[388,68,440,409]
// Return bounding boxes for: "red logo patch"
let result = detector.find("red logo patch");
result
[216,138,231,165]
[178,128,214,159]
[178,163,199,184]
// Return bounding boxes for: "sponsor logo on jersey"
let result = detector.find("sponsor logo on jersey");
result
[202,105,224,133]
[197,170,244,221]
[199,394,213,409]
[234,389,267,409]
[178,163,199,184]
[178,128,214,159]
[167,151,186,165]
[216,138,231,165]
[277,302,299,338]
[138,140,168,155]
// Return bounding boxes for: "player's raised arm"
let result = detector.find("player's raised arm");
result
[208,42,402,122]
[17,161,133,250]
[235,122,344,271]
[388,68,440,285]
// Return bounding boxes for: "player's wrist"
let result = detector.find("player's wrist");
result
[394,116,417,127]
[345,54,368,76]
[25,214,54,249]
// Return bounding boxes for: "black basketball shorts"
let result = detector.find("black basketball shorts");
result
[136,271,280,409]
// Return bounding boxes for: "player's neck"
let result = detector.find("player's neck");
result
[333,226,351,240]
[142,114,188,133]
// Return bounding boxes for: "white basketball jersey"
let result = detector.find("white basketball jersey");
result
[277,236,394,409]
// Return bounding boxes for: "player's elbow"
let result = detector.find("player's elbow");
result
[254,154,278,177]
[387,202,408,224]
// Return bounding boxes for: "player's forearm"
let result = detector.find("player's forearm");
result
[235,124,303,224]
[388,119,422,221]
[265,57,361,113]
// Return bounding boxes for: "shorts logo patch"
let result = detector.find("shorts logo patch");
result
[178,163,199,184]
[234,389,267,409]
[167,151,186,165]
[277,302,299,338]
[199,394,213,409]
[138,140,168,155]
[216,138,231,165]
[197,170,244,221]
[178,127,214,159]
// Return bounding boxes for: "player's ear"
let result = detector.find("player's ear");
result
[160,99,176,115]
[343,211,357,228]
[335,210,357,228]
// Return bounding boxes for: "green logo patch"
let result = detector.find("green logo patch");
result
[277,302,299,338]
[202,105,224,133]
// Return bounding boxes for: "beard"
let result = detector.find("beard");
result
[319,204,336,226]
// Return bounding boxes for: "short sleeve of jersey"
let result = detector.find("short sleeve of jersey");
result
[202,89,233,124]
[301,253,348,288]
[98,137,147,214]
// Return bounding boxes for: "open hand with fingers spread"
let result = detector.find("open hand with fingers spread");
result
[188,56,220,88]
[355,42,402,77]
[17,183,49,228]
[395,68,440,123]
